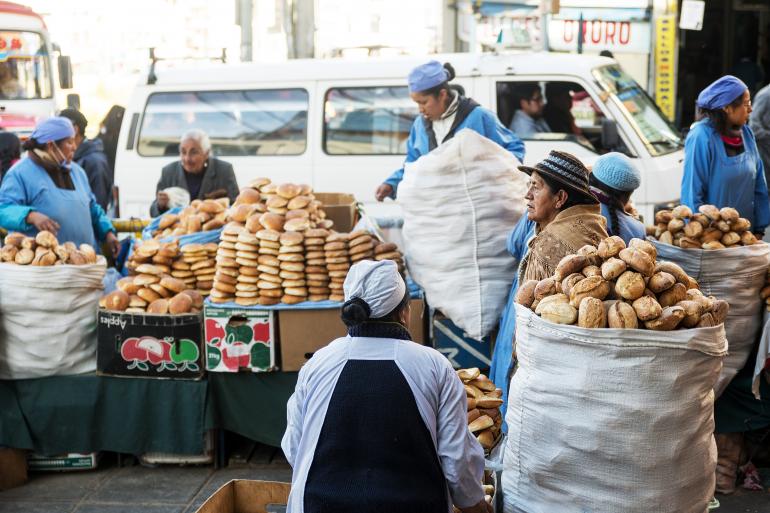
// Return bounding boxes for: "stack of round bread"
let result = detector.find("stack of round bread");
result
[303,228,331,301]
[516,236,730,330]
[180,243,217,297]
[278,231,308,304]
[102,278,203,315]
[153,198,229,238]
[210,224,243,304]
[1,231,98,266]
[324,232,350,302]
[372,241,405,273]
[230,229,260,306]
[458,367,503,452]
[256,228,283,306]
[649,204,762,249]
[347,230,376,263]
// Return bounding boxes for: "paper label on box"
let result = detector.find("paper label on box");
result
[204,307,275,373]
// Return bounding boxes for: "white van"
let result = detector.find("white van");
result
[115,52,684,223]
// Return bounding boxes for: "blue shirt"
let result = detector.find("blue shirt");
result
[384,105,525,198]
[0,156,114,247]
[681,119,770,233]
[600,203,646,244]
[509,110,551,139]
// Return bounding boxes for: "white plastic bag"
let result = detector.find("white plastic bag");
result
[398,129,527,339]
[0,258,106,379]
[503,306,726,513]
[652,241,770,396]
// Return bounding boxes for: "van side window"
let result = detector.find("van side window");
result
[323,86,417,155]
[137,89,309,157]
[497,80,626,154]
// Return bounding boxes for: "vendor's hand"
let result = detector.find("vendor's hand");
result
[26,211,59,235]
[156,191,169,210]
[375,183,393,202]
[105,232,120,258]
[459,499,493,513]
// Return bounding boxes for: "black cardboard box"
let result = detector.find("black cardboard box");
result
[97,310,204,379]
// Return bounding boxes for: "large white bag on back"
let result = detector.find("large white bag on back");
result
[503,306,726,513]
[652,241,770,396]
[0,259,106,379]
[398,129,527,340]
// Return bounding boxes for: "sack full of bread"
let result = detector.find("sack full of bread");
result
[1,231,99,266]
[516,236,729,331]
[457,367,503,453]
[647,204,762,249]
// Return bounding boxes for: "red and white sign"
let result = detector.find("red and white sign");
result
[548,19,651,54]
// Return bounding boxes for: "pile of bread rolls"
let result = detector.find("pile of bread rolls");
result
[516,236,729,331]
[0,231,98,265]
[458,367,503,452]
[126,239,217,297]
[649,204,762,249]
[101,282,204,315]
[152,198,230,238]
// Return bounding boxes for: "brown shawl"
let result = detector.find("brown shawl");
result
[520,204,608,283]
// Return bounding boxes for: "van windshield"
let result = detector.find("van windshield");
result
[593,65,681,156]
[0,31,52,100]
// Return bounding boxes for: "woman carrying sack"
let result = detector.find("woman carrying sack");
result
[375,60,525,201]
[282,260,490,513]
[682,75,769,238]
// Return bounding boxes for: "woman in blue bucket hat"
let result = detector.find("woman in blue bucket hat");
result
[682,75,769,237]
[375,60,525,201]
[589,152,645,244]
[0,116,119,254]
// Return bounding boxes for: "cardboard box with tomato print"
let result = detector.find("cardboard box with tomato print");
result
[97,311,204,379]
[203,306,276,373]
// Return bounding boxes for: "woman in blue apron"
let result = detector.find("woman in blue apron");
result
[283,260,490,513]
[0,117,118,254]
[375,60,525,201]
[681,75,770,237]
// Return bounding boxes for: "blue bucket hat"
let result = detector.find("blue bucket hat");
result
[30,116,75,144]
[408,60,449,94]
[591,152,641,192]
[696,75,747,110]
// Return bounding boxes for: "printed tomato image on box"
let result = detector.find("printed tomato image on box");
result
[97,311,204,380]
[204,306,276,373]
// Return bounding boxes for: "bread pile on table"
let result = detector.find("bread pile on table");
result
[324,232,350,303]
[0,231,98,265]
[126,239,214,298]
[180,243,218,296]
[152,198,230,238]
[516,236,730,330]
[458,367,503,452]
[304,228,331,302]
[649,204,762,249]
[101,280,203,315]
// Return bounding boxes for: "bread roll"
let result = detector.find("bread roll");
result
[4,232,25,248]
[467,409,481,424]
[677,300,703,328]
[721,231,741,246]
[578,297,606,328]
[534,278,559,301]
[576,244,602,266]
[457,367,481,382]
[614,271,646,300]
[159,276,186,293]
[632,296,662,321]
[79,244,97,263]
[515,279,538,308]
[147,299,169,314]
[702,241,725,250]
[683,221,704,238]
[711,299,729,324]
[679,237,702,249]
[35,230,58,248]
[659,231,674,245]
[553,254,587,282]
[539,301,577,325]
[691,213,710,227]
[259,213,285,231]
[582,265,602,278]
[628,238,657,261]
[715,220,731,233]
[648,272,675,294]
[719,207,739,224]
[601,257,627,281]
[698,204,720,221]
[14,248,34,265]
[644,306,685,331]
[597,236,626,259]
[741,231,758,245]
[697,312,717,328]
[672,205,692,219]
[608,301,638,329]
[654,261,694,289]
[476,396,504,408]
[276,183,301,199]
[535,293,569,315]
[181,289,204,309]
[654,210,673,225]
[1,244,18,262]
[561,273,585,297]
[658,282,687,307]
[168,293,193,314]
[667,218,685,233]
[104,290,130,311]
[569,275,610,307]
[477,429,495,450]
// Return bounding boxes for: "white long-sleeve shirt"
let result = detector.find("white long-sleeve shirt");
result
[282,335,485,513]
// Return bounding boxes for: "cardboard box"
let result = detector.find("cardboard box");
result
[279,298,426,372]
[195,479,289,513]
[0,448,27,490]
[204,306,276,372]
[27,452,99,472]
[314,192,358,232]
[97,311,204,379]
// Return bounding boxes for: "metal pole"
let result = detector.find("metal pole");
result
[577,11,583,54]
[238,0,253,62]
[294,0,315,58]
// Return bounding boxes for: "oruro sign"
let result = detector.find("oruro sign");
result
[548,19,651,53]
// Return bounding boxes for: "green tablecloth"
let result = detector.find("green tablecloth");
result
[0,372,298,455]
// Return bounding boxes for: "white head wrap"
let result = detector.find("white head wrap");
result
[343,260,406,319]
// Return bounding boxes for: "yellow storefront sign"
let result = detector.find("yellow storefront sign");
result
[655,14,677,121]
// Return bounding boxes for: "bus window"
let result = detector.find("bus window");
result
[323,86,417,155]
[137,89,309,157]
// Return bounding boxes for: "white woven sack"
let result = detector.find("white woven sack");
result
[652,240,770,396]
[503,306,726,513]
[0,258,106,379]
[398,129,527,339]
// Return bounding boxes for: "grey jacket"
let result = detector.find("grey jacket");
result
[150,157,239,217]
[750,84,770,186]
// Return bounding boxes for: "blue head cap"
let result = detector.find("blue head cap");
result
[591,152,641,192]
[696,75,748,110]
[408,60,449,94]
[30,116,75,144]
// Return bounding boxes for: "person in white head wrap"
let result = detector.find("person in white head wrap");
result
[282,260,490,513]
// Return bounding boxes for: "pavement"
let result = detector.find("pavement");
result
[0,447,768,513]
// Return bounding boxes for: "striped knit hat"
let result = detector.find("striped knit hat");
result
[519,150,597,203]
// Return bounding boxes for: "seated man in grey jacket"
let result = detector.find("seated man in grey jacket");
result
[150,129,239,217]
